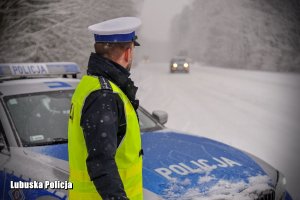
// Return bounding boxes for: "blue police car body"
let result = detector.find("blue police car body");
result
[0,63,292,200]
[25,131,292,200]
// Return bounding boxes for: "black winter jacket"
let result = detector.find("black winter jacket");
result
[80,53,139,200]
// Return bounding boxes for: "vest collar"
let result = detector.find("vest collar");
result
[87,53,139,110]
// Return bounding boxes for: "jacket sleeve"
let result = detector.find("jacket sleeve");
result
[80,89,128,200]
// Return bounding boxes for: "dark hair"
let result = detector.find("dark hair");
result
[94,42,133,61]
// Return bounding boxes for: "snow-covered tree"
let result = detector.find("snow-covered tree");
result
[0,0,142,68]
[170,0,300,72]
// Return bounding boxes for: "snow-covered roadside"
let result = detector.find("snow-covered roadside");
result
[131,62,300,199]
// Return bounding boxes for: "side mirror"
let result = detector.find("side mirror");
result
[152,110,168,125]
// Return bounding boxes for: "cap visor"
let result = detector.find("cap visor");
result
[134,40,140,46]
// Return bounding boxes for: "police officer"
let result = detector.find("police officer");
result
[68,17,143,200]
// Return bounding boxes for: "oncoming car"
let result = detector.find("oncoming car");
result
[170,57,190,73]
[0,63,293,199]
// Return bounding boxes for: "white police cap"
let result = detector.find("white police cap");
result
[88,17,141,46]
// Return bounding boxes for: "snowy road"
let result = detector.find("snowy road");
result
[132,62,300,199]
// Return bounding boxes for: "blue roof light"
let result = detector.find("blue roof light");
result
[0,62,81,77]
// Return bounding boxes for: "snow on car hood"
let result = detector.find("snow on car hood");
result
[27,131,274,199]
[142,130,273,199]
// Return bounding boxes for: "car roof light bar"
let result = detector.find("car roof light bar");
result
[0,62,81,77]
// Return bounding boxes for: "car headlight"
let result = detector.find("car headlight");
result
[183,63,189,68]
[275,171,287,200]
[173,63,178,68]
[242,151,288,200]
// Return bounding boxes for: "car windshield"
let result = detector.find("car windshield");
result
[172,58,187,63]
[137,108,162,132]
[4,90,73,146]
[4,90,161,147]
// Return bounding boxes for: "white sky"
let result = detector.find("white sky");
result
[139,0,193,42]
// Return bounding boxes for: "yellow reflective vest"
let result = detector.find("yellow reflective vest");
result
[68,75,143,200]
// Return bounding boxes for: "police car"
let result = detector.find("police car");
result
[0,63,292,200]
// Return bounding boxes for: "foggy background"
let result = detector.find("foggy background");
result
[169,0,300,72]
[1,0,299,72]
[1,0,300,199]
